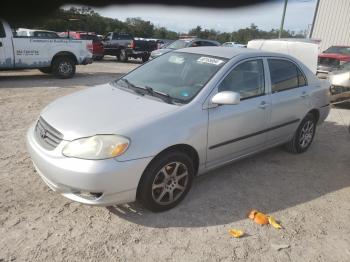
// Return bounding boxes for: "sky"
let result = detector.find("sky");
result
[86,0,317,33]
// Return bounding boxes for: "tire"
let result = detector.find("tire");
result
[52,56,76,79]
[119,49,128,62]
[39,67,52,74]
[137,151,194,212]
[141,54,150,63]
[93,55,104,61]
[285,113,316,154]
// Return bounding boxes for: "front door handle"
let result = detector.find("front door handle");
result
[300,91,309,98]
[258,101,268,109]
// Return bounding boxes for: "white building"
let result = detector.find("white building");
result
[310,0,350,51]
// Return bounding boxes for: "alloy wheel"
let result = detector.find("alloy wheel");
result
[151,162,189,205]
[299,120,314,148]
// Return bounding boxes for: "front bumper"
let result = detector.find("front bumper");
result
[26,124,152,206]
[126,49,150,58]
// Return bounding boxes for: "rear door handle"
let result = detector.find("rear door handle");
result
[258,101,269,109]
[301,91,309,98]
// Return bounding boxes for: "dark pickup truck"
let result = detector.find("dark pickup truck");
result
[102,32,157,62]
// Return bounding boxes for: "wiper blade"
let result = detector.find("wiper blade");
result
[119,78,147,95]
[118,79,184,104]
[144,86,177,104]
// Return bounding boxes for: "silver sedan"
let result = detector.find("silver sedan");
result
[27,47,330,212]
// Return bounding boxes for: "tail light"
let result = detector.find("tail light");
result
[131,40,136,49]
[87,42,93,53]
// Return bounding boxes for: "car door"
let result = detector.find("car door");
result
[266,58,310,145]
[206,58,271,167]
[0,22,13,68]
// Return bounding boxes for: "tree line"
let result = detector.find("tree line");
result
[12,7,306,43]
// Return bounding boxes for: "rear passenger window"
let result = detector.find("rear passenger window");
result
[268,59,307,93]
[0,23,6,38]
[218,59,265,100]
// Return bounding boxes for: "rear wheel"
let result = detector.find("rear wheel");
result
[141,54,150,63]
[285,113,316,153]
[93,55,104,61]
[137,151,194,212]
[119,49,128,62]
[52,56,76,79]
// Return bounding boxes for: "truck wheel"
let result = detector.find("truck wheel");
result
[119,49,128,62]
[142,54,150,63]
[93,55,104,61]
[52,56,76,79]
[39,67,52,74]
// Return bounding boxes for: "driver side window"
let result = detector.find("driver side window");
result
[218,59,265,100]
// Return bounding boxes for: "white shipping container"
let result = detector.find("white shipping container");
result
[247,39,319,74]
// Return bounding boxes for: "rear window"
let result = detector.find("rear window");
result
[80,34,100,42]
[201,41,218,46]
[167,40,190,49]
[268,59,307,93]
[0,23,6,37]
[112,33,133,40]
[33,31,58,38]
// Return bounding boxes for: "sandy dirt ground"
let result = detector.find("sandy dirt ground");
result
[0,57,350,262]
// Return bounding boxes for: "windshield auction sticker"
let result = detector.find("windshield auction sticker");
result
[197,57,224,65]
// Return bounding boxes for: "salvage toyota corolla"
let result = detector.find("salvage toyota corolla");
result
[27,47,330,212]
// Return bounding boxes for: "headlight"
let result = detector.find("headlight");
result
[62,135,130,160]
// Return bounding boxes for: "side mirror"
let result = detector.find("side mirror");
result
[211,91,240,105]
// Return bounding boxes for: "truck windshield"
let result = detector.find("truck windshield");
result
[115,52,227,103]
[324,46,350,55]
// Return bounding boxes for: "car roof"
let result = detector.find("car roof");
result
[175,46,280,59]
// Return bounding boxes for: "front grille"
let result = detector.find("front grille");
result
[318,57,340,67]
[34,117,63,150]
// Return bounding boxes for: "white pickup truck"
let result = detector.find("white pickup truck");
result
[0,20,93,78]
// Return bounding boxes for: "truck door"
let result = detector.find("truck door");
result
[0,21,14,69]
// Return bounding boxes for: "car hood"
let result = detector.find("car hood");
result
[328,70,350,87]
[319,53,350,60]
[41,83,179,140]
[151,48,173,57]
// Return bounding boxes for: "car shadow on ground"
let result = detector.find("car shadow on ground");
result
[107,120,350,228]
[0,72,123,88]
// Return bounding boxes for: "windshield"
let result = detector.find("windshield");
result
[324,46,350,55]
[166,40,191,49]
[115,52,227,103]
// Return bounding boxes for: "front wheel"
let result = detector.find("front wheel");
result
[52,56,76,79]
[137,151,194,212]
[285,113,316,153]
